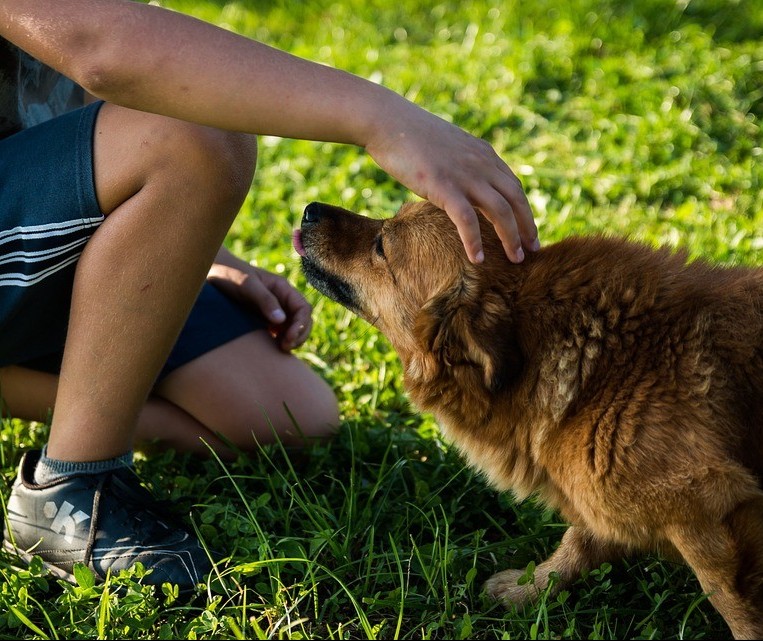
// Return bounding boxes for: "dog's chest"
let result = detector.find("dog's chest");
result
[437,415,553,502]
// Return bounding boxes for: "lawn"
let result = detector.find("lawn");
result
[1,0,761,638]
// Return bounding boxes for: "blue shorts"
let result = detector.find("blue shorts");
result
[0,102,267,380]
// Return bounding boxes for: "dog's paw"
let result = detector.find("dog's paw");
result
[483,569,542,608]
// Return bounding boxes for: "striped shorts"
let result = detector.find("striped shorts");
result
[0,102,266,379]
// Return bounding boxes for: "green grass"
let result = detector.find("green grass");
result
[2,0,761,638]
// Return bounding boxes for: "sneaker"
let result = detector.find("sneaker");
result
[2,450,211,591]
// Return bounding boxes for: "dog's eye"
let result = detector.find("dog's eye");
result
[374,235,386,260]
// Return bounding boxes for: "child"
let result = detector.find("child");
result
[0,0,537,590]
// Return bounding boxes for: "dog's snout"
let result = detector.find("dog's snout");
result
[303,202,325,224]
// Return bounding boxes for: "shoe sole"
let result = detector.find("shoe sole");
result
[3,539,78,583]
[3,538,204,600]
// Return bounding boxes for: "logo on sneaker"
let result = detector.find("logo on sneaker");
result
[43,500,90,543]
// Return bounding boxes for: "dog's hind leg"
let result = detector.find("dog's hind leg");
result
[483,525,627,609]
[665,497,763,640]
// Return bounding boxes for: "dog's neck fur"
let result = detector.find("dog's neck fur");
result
[399,262,548,499]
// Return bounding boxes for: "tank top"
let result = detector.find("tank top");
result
[0,37,85,139]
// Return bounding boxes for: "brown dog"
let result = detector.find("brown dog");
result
[295,200,763,639]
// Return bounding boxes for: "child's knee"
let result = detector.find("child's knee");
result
[163,121,257,205]
[93,104,257,213]
[254,367,339,446]
[297,376,341,440]
[196,127,257,201]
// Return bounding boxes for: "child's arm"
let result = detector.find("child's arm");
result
[1,0,537,263]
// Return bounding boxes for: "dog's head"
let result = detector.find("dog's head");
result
[295,201,524,395]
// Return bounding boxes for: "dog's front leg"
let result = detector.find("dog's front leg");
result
[483,524,626,609]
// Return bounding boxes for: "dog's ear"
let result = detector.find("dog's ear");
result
[411,282,523,393]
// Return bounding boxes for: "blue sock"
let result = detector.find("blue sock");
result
[33,444,134,484]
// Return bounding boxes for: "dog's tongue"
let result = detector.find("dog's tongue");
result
[292,229,306,257]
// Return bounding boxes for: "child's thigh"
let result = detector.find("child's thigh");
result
[0,102,104,369]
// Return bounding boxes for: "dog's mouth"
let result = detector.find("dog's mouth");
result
[294,228,361,312]
[292,229,306,257]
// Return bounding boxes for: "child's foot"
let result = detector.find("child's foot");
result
[3,450,211,591]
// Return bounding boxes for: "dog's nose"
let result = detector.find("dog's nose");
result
[303,202,324,224]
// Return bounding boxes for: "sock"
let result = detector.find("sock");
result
[33,444,134,484]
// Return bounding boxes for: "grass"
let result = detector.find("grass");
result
[1,0,761,638]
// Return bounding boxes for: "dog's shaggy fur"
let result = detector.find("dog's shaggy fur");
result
[296,200,763,639]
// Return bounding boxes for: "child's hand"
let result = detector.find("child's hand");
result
[207,263,312,352]
[364,100,538,264]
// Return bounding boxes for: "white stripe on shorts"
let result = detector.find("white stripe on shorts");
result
[0,217,103,246]
[0,236,89,267]
[0,216,103,287]
[0,253,82,287]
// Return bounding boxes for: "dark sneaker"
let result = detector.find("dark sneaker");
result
[2,450,211,591]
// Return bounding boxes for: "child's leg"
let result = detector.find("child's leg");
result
[47,103,257,462]
[0,329,340,457]
[0,101,337,457]
[153,330,340,450]
[2,102,257,589]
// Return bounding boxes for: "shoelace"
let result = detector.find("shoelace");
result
[81,470,189,569]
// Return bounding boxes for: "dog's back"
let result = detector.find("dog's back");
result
[513,236,763,480]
